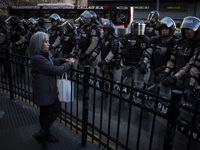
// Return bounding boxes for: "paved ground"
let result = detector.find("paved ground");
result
[0,91,101,150]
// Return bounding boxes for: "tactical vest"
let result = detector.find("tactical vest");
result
[61,33,76,54]
[79,25,92,52]
[151,37,176,69]
[174,39,198,74]
[48,26,64,45]
[123,34,148,64]
[145,23,157,38]
[101,36,119,61]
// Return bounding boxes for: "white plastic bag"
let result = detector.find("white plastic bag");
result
[57,73,74,102]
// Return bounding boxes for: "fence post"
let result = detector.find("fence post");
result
[163,90,182,150]
[6,44,14,100]
[82,66,90,147]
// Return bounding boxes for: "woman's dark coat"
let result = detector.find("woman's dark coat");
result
[30,50,71,106]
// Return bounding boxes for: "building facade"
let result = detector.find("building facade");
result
[88,0,200,28]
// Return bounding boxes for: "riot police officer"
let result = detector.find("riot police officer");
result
[51,21,78,58]
[75,10,101,66]
[97,18,119,80]
[118,19,149,83]
[145,10,159,38]
[47,13,64,57]
[26,18,39,47]
[37,17,47,32]
[0,16,8,77]
[181,44,200,131]
[158,16,200,90]
[20,19,29,34]
[6,15,26,55]
[139,17,177,83]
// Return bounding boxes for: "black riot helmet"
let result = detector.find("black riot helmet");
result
[89,10,100,24]
[156,17,176,37]
[49,13,61,25]
[180,16,200,39]
[62,21,76,33]
[28,18,38,27]
[37,17,46,27]
[147,10,159,22]
[20,19,28,29]
[130,19,146,36]
[80,10,93,23]
[6,15,21,26]
[100,18,115,36]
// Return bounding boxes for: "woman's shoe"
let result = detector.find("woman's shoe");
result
[33,129,48,144]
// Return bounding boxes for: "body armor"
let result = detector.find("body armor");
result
[122,33,149,65]
[151,36,177,69]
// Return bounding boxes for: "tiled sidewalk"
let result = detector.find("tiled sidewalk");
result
[0,92,101,150]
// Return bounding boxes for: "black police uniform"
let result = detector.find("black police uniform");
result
[150,36,177,70]
[99,35,119,79]
[122,33,149,66]
[77,24,101,65]
[60,32,78,57]
[9,23,26,55]
[145,23,158,38]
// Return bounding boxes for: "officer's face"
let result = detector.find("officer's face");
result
[161,27,170,37]
[30,23,35,28]
[64,26,68,33]
[150,17,156,24]
[103,29,108,37]
[85,18,91,25]
[52,20,57,26]
[42,38,50,51]
[185,28,195,39]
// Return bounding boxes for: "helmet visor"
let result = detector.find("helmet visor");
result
[180,16,200,31]
[80,11,92,20]
[100,18,110,25]
[5,16,12,25]
[137,23,146,35]
[132,23,146,35]
[75,17,85,24]
[147,13,155,21]
[49,13,60,21]
[28,18,37,24]
[61,21,68,27]
[159,17,175,28]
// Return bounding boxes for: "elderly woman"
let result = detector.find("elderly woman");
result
[28,32,76,147]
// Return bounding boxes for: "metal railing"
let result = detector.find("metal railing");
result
[0,48,200,150]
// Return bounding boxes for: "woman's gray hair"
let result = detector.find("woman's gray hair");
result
[28,31,49,57]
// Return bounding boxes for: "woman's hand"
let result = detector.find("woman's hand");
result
[66,58,76,64]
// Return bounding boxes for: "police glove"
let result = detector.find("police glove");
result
[155,72,168,83]
[128,65,136,73]
[66,53,77,59]
[162,75,176,87]
[114,61,121,70]
[79,53,88,62]
[183,86,195,104]
[154,66,165,75]
[98,60,107,67]
[87,57,95,65]
[138,63,148,74]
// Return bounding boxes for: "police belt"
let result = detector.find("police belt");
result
[125,60,138,65]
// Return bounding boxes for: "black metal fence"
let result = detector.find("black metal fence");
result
[0,48,200,150]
